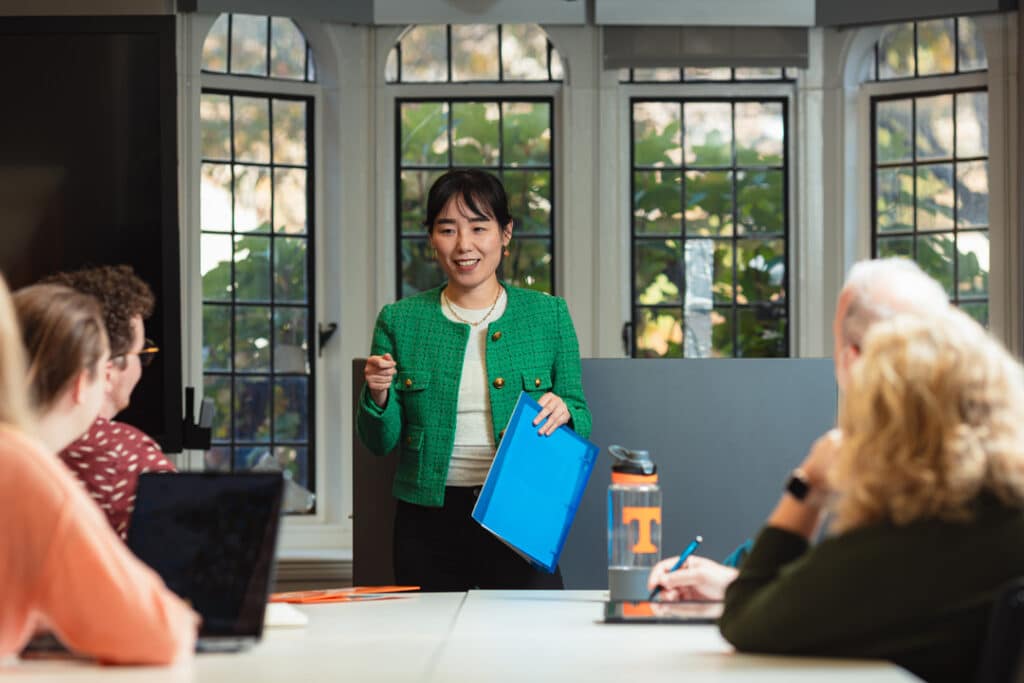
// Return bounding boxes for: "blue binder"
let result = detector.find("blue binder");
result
[472,392,599,573]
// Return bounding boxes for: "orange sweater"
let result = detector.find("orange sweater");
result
[0,424,198,664]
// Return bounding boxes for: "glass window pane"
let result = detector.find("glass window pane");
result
[385,47,398,82]
[709,307,735,358]
[735,102,784,166]
[274,308,309,373]
[916,232,955,295]
[272,99,307,165]
[503,170,551,234]
[501,24,549,80]
[451,24,499,81]
[275,446,309,489]
[501,238,551,292]
[503,101,551,167]
[234,96,271,163]
[201,94,231,161]
[201,163,233,232]
[684,102,732,167]
[401,25,448,82]
[736,170,784,235]
[401,169,445,233]
[270,18,306,80]
[204,446,231,472]
[877,235,914,259]
[960,301,989,326]
[636,307,683,358]
[956,91,988,158]
[915,94,954,161]
[876,99,912,164]
[201,233,233,301]
[685,171,732,236]
[234,377,271,441]
[451,101,499,166]
[878,23,915,79]
[916,164,955,231]
[957,160,988,228]
[549,47,564,80]
[917,18,956,76]
[683,67,731,81]
[235,306,272,371]
[274,377,309,440]
[957,230,989,298]
[234,166,272,232]
[274,236,308,303]
[202,14,229,73]
[737,239,786,304]
[876,166,914,233]
[401,102,449,166]
[203,304,232,371]
[402,238,444,297]
[634,170,682,235]
[632,69,681,82]
[734,67,782,80]
[635,239,683,305]
[737,308,786,357]
[710,241,734,304]
[234,235,271,301]
[274,168,307,234]
[633,102,681,167]
[230,14,268,77]
[957,17,988,72]
[204,375,231,441]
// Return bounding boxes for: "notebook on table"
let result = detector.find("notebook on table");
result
[127,472,284,653]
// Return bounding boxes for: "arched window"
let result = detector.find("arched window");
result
[623,68,793,358]
[199,14,317,502]
[869,17,989,324]
[389,24,561,298]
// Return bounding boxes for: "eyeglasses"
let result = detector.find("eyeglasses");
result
[111,338,160,369]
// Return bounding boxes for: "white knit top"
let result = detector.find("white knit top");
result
[442,288,508,487]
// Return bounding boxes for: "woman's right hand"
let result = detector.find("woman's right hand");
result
[647,554,739,602]
[364,353,397,407]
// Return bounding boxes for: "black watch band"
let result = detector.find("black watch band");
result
[786,469,811,501]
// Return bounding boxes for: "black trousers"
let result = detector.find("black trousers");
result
[393,486,564,592]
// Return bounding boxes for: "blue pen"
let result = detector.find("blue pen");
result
[648,535,703,601]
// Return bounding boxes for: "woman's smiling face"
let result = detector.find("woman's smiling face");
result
[429,194,511,294]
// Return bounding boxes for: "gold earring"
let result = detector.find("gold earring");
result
[503,241,511,258]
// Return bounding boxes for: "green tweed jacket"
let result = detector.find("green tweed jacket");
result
[356,284,592,508]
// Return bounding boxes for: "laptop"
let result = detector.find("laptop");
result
[127,472,285,653]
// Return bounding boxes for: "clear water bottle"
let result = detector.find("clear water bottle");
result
[607,444,662,601]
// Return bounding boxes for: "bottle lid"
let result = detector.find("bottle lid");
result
[608,444,656,476]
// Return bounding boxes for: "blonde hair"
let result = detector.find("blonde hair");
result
[830,309,1024,532]
[0,274,33,431]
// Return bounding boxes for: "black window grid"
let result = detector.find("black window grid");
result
[395,96,557,299]
[200,88,317,506]
[629,96,790,359]
[872,16,987,82]
[870,87,989,316]
[201,14,316,83]
[620,68,798,84]
[390,24,562,84]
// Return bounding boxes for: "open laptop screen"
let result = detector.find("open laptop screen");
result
[128,472,284,639]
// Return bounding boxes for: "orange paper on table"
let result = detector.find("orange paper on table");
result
[270,586,420,604]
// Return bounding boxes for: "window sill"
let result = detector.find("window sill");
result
[275,548,353,591]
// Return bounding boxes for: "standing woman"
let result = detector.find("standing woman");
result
[357,169,591,591]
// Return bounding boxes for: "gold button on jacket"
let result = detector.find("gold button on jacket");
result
[493,377,505,389]
[491,331,502,342]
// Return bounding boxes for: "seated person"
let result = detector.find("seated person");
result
[4,281,197,664]
[718,309,1024,683]
[44,265,175,539]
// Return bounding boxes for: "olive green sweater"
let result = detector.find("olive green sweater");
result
[719,494,1024,683]
[356,284,591,508]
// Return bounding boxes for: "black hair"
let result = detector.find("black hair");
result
[423,169,512,232]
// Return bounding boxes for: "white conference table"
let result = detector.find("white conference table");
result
[2,590,920,682]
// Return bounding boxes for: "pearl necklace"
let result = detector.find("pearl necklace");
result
[443,288,502,327]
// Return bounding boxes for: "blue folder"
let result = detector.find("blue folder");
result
[472,392,599,573]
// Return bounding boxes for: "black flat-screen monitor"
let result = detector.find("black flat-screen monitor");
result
[0,16,182,452]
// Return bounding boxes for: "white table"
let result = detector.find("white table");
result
[1,591,920,682]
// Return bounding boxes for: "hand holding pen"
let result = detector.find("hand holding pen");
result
[648,535,703,601]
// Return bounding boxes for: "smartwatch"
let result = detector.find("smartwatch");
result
[785,469,811,501]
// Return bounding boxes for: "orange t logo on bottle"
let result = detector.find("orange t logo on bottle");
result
[621,506,661,554]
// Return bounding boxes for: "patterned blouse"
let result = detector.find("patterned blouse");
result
[58,416,176,540]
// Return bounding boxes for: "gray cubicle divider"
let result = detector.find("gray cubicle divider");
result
[353,358,836,588]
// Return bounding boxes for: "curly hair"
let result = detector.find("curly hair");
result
[43,265,154,357]
[829,309,1024,533]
